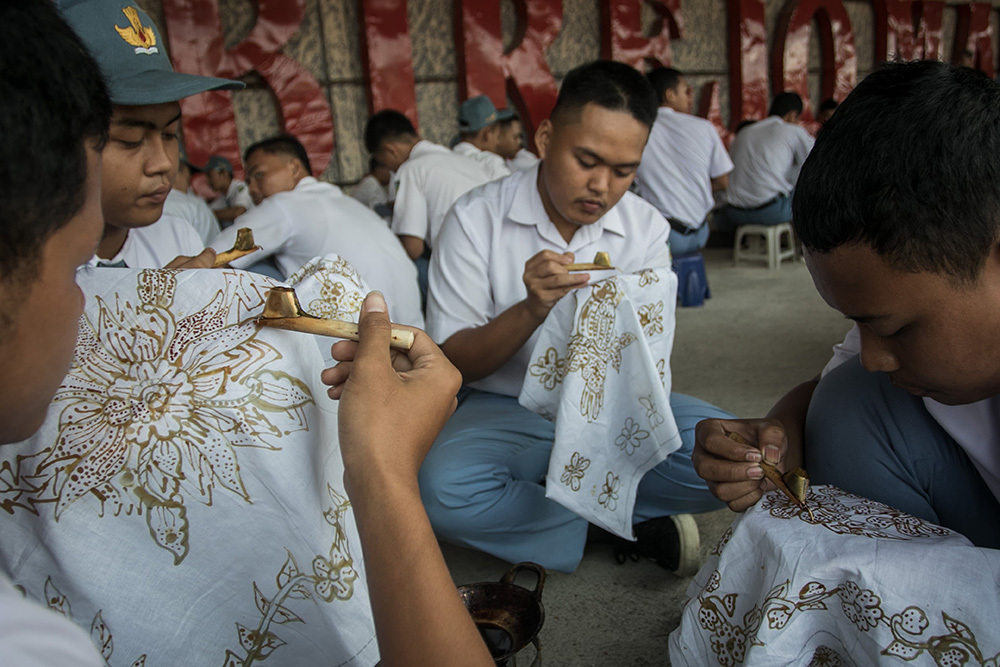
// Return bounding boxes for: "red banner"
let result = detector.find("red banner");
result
[359,0,419,127]
[600,0,683,70]
[872,0,944,61]
[161,0,334,179]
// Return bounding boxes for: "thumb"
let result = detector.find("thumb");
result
[354,291,392,370]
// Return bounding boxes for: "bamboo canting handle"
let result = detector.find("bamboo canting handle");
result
[255,287,414,351]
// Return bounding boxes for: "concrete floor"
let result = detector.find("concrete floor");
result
[442,246,854,666]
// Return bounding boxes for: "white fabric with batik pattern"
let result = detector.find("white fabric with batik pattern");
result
[0,264,379,666]
[519,267,679,540]
[669,485,1000,666]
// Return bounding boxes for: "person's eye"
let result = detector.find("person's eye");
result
[614,168,634,178]
[577,157,596,169]
[163,131,179,142]
[114,136,143,149]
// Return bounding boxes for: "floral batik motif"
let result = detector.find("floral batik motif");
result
[669,485,1000,667]
[519,267,680,539]
[0,267,379,667]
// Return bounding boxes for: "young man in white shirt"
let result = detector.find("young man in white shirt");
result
[350,156,395,218]
[722,92,814,229]
[635,67,733,256]
[163,146,221,243]
[364,109,494,298]
[205,155,255,226]
[694,61,1000,548]
[210,135,424,329]
[452,95,514,181]
[61,0,240,270]
[423,60,728,574]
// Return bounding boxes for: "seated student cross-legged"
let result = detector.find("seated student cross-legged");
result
[423,60,729,575]
[694,60,1000,547]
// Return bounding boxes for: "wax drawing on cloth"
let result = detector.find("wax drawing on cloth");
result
[286,255,366,322]
[223,485,359,667]
[683,488,997,667]
[0,270,313,564]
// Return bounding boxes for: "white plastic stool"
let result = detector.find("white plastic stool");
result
[733,222,796,269]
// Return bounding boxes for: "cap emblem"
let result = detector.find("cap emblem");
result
[114,6,158,55]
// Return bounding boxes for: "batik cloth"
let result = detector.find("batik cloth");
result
[669,485,1000,666]
[518,267,679,539]
[0,263,380,666]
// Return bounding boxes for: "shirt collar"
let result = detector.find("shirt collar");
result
[507,162,627,250]
[409,139,450,160]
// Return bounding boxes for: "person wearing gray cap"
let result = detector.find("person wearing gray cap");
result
[204,154,256,226]
[57,0,243,269]
[452,95,514,181]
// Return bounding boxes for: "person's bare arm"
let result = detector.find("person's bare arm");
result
[692,377,817,511]
[213,205,247,222]
[400,234,425,260]
[321,292,493,667]
[440,250,589,384]
[711,173,729,191]
[163,247,217,269]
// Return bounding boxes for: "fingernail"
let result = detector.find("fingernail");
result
[748,466,763,480]
[745,450,761,462]
[364,291,386,313]
[764,445,780,463]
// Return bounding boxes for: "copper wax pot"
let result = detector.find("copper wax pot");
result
[458,562,545,665]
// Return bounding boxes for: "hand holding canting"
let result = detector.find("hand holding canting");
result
[321,292,462,486]
[522,250,591,323]
[164,247,217,269]
[692,418,788,512]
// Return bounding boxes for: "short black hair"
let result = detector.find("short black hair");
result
[551,60,658,129]
[0,0,111,284]
[769,91,803,117]
[498,114,521,130]
[646,67,684,103]
[818,98,838,113]
[793,60,1000,283]
[244,134,313,176]
[364,110,417,154]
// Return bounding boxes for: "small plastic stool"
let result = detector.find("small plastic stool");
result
[733,222,796,269]
[672,252,711,307]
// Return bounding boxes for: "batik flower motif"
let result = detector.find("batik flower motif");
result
[598,472,620,512]
[637,301,664,337]
[708,619,747,667]
[560,452,591,491]
[288,256,366,321]
[636,269,660,287]
[838,580,884,632]
[529,347,567,390]
[20,271,313,564]
[638,394,664,429]
[656,358,666,386]
[615,417,649,456]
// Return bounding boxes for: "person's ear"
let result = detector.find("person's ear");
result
[535,119,553,160]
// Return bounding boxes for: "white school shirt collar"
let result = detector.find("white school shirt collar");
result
[505,163,627,251]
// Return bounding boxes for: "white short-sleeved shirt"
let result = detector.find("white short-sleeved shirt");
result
[226,178,255,211]
[727,116,814,209]
[87,214,204,269]
[453,141,512,181]
[350,173,396,210]
[391,140,494,250]
[507,148,540,172]
[822,324,1000,504]
[163,188,221,244]
[636,107,733,229]
[209,176,424,328]
[0,572,104,667]
[427,164,672,397]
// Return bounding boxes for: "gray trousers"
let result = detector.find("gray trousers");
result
[805,356,1000,548]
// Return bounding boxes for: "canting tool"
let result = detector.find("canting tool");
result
[255,286,415,351]
[213,228,262,267]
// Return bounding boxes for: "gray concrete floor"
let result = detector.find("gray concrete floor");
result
[442,246,853,666]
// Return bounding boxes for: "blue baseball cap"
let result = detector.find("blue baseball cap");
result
[56,0,243,105]
[203,155,234,174]
[458,95,515,133]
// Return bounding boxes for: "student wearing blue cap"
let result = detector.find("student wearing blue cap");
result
[57,0,243,269]
[452,95,514,181]
[204,154,256,226]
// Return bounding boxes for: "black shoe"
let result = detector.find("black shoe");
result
[612,514,701,576]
